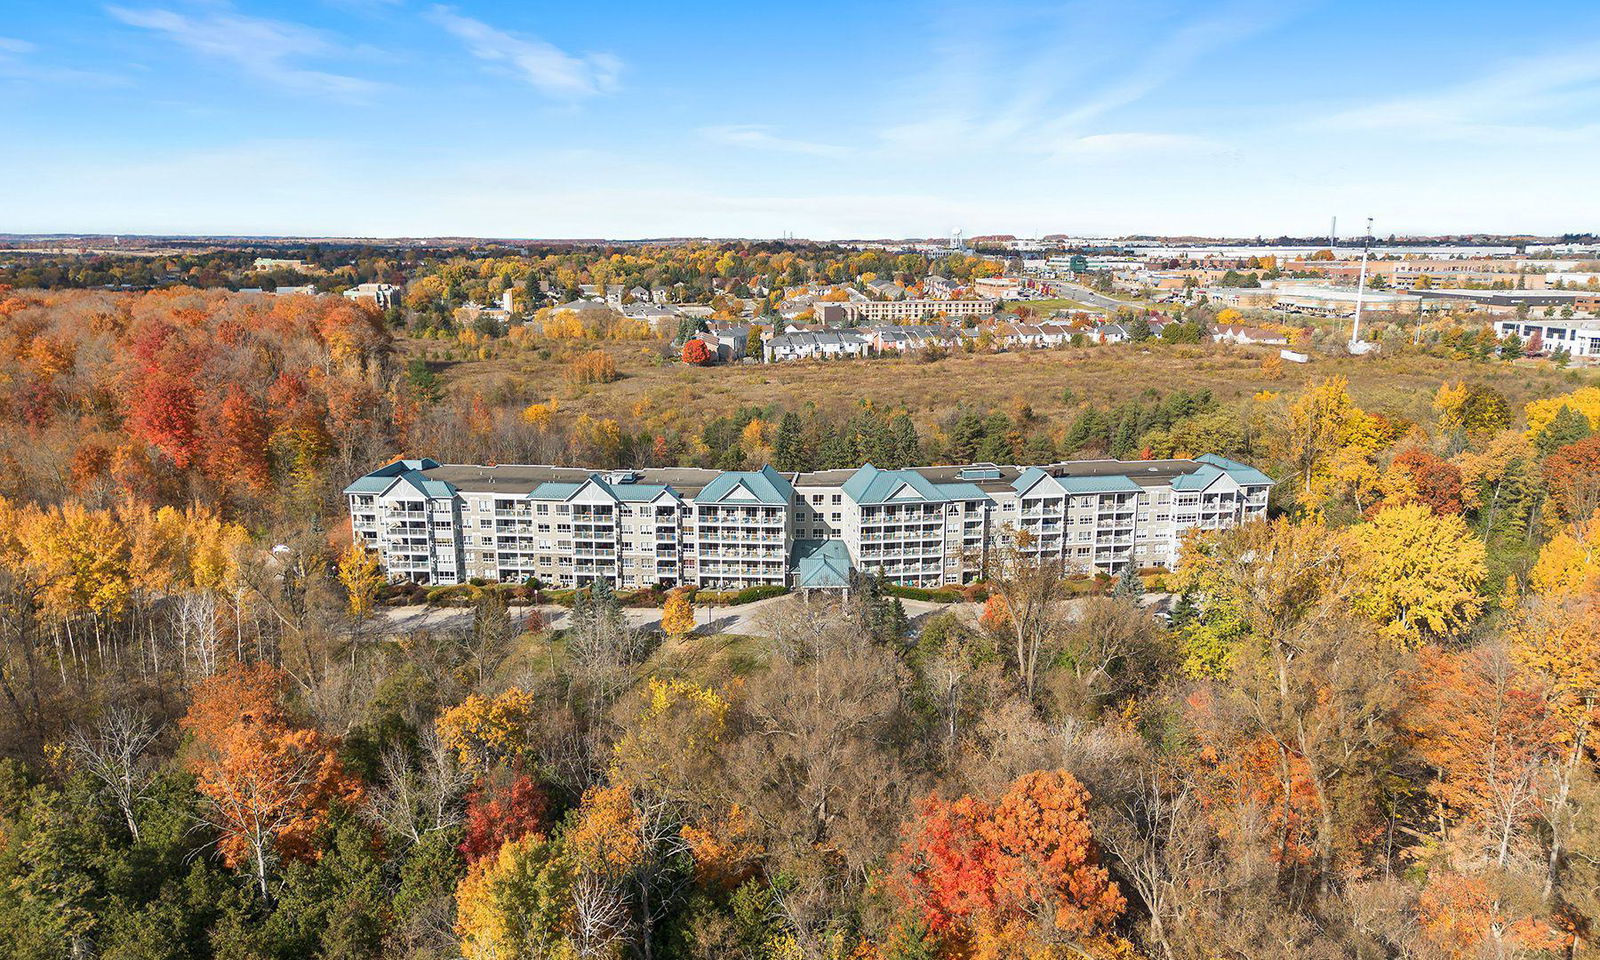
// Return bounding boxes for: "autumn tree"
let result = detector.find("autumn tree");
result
[681,338,712,365]
[660,588,695,641]
[337,542,384,621]
[895,770,1124,954]
[984,528,1063,698]
[182,661,364,901]
[458,765,550,863]
[436,687,537,771]
[1349,503,1487,646]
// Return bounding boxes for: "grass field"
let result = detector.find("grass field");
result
[1004,297,1105,313]
[412,336,1595,432]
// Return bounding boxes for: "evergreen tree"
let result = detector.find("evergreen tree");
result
[1114,564,1145,599]
[948,412,984,462]
[817,426,852,469]
[1535,405,1593,455]
[887,413,921,468]
[773,412,806,471]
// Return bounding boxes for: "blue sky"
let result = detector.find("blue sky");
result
[2,0,1598,239]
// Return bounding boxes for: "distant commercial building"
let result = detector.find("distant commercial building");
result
[342,282,401,310]
[1493,318,1600,358]
[346,455,1274,589]
[1416,289,1599,318]
[1271,285,1425,318]
[973,277,1023,299]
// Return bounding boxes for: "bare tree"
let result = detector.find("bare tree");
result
[571,870,631,959]
[985,527,1064,698]
[68,706,160,841]
[364,725,473,847]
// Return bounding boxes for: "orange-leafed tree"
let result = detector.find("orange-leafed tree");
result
[1403,645,1560,867]
[681,338,712,365]
[182,661,364,900]
[1543,435,1600,524]
[894,770,1123,953]
[1388,447,1464,515]
[210,384,272,492]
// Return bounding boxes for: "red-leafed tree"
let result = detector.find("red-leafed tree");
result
[129,367,201,468]
[1392,447,1464,515]
[894,770,1123,950]
[458,765,550,863]
[681,339,713,365]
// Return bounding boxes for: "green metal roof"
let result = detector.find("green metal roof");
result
[1196,453,1274,487]
[342,458,442,495]
[529,481,584,500]
[792,539,853,590]
[1170,465,1224,491]
[1057,474,1141,494]
[843,464,991,505]
[529,477,679,502]
[695,465,795,505]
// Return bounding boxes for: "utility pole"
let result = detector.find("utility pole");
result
[1350,216,1373,349]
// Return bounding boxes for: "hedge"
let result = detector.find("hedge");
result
[691,585,789,606]
[883,584,964,603]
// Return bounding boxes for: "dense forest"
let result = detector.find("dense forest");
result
[0,286,1599,958]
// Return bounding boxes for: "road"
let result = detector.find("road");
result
[1045,281,1127,311]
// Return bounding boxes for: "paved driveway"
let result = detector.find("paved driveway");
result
[374,593,1166,639]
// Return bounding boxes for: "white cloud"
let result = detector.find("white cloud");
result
[1313,43,1600,143]
[0,37,37,54]
[106,5,381,101]
[700,125,851,158]
[1050,132,1225,158]
[427,6,619,98]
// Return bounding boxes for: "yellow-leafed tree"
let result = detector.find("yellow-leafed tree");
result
[1349,503,1487,646]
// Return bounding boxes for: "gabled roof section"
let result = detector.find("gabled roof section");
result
[695,465,794,505]
[528,481,583,500]
[844,464,992,505]
[1195,453,1275,486]
[342,457,442,495]
[373,468,457,500]
[1011,466,1058,496]
[793,539,853,590]
[1170,464,1224,491]
[1057,474,1142,494]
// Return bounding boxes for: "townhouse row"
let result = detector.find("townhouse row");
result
[345,455,1274,590]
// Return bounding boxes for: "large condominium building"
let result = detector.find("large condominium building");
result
[815,298,997,324]
[345,456,1273,590]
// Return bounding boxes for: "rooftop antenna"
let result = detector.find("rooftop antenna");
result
[1350,216,1373,350]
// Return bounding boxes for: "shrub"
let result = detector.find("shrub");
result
[566,349,618,385]
[884,584,963,603]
